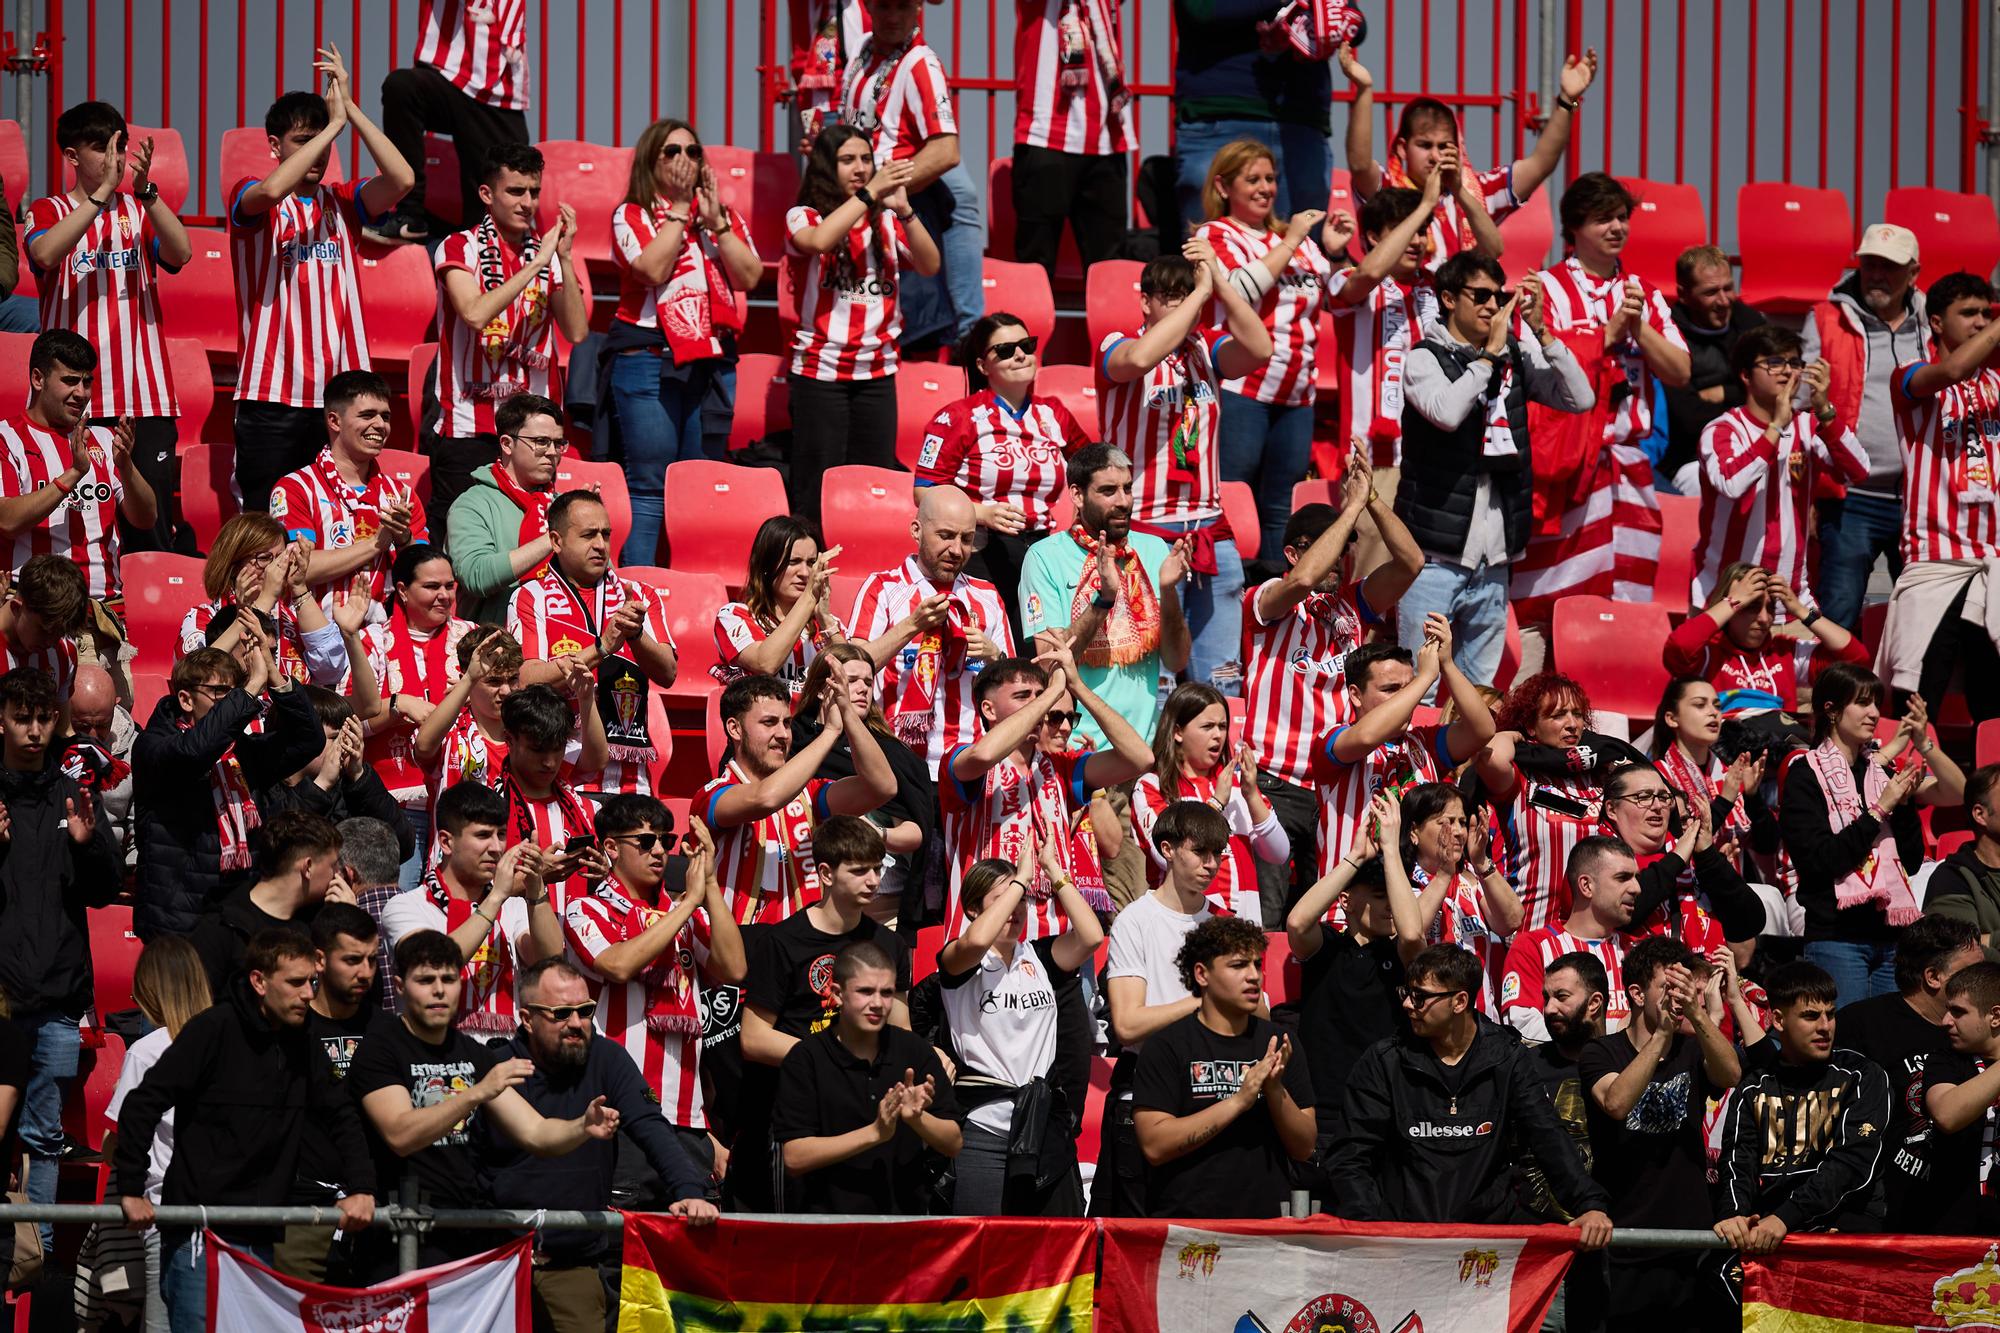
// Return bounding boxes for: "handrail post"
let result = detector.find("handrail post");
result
[397,1180,420,1276]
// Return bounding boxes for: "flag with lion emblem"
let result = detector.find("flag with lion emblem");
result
[207,1232,530,1330]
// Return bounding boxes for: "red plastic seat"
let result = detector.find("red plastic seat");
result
[164,337,217,446]
[156,227,237,362]
[822,465,918,577]
[1978,718,2000,767]
[1885,187,2000,283]
[121,552,207,666]
[980,258,1057,348]
[1078,1055,1113,1166]
[1262,930,1301,1007]
[422,132,463,228]
[659,460,785,585]
[63,124,191,215]
[0,332,31,414]
[987,156,1082,285]
[220,126,345,196]
[550,457,633,552]
[130,669,170,723]
[1653,492,1701,616]
[1036,363,1100,441]
[728,353,791,453]
[179,441,240,552]
[1324,167,1364,263]
[704,145,800,271]
[1551,595,1674,722]
[1496,190,1556,280]
[894,367,966,469]
[705,699,731,771]
[1615,177,1707,293]
[1219,479,1261,563]
[89,903,141,1026]
[0,120,27,213]
[375,447,433,510]
[407,342,439,436]
[1084,260,1146,359]
[828,572,869,629]
[534,140,635,270]
[1736,182,1855,313]
[356,241,438,366]
[1291,479,1336,510]
[622,566,728,706]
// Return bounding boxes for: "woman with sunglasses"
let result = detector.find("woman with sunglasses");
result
[607,117,765,564]
[784,124,940,524]
[713,516,848,698]
[915,312,1092,616]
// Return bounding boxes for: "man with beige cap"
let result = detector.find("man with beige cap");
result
[1799,222,1928,630]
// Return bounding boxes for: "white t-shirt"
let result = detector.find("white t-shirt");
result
[1104,892,1212,1069]
[940,937,1062,1135]
[106,1026,175,1206]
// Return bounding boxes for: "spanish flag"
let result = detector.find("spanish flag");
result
[617,1213,1096,1332]
[1744,1232,2000,1330]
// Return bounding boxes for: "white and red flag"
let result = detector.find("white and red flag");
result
[206,1232,531,1331]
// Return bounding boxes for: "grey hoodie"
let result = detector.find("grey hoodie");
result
[1799,274,1930,492]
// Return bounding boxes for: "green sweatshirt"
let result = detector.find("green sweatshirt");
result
[444,467,529,626]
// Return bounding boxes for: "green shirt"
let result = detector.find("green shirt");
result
[1019,531,1169,748]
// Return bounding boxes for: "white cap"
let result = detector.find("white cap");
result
[1855,223,1919,266]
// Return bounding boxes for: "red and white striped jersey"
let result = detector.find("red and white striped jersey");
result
[1013,0,1132,155]
[1360,161,1519,277]
[610,201,753,337]
[413,0,529,111]
[177,600,311,684]
[508,568,675,796]
[1131,769,1263,920]
[268,450,429,603]
[356,615,476,806]
[711,602,826,697]
[1538,257,1686,445]
[1418,866,1511,1017]
[564,879,713,1128]
[433,224,569,437]
[23,192,177,417]
[0,417,124,599]
[377,877,536,1033]
[915,390,1086,531]
[1893,361,2000,563]
[0,624,76,697]
[421,710,508,859]
[1491,771,1600,935]
[699,759,832,925]
[229,178,376,408]
[498,780,596,911]
[1239,581,1375,787]
[1511,440,1661,624]
[784,206,910,382]
[1326,271,1436,468]
[1197,216,1331,408]
[940,743,1090,941]
[841,39,957,165]
[1097,325,1229,524]
[850,556,1014,775]
[1499,927,1629,1036]
[1306,723,1454,873]
[1695,407,1870,606]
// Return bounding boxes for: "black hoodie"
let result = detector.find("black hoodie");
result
[1328,1014,1611,1225]
[112,976,377,1240]
[1717,1036,1889,1234]
[0,756,121,1014]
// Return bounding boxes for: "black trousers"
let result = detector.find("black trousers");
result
[1255,771,1320,927]
[232,400,325,512]
[1917,576,2000,725]
[785,375,898,526]
[91,414,189,553]
[428,431,499,524]
[968,527,1044,630]
[379,64,531,229]
[1012,144,1129,275]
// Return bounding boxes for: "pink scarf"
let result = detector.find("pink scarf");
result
[1803,740,1920,925]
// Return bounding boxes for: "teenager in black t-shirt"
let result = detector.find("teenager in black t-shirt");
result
[1134,916,1316,1219]
[772,940,961,1214]
[1922,960,2000,1236]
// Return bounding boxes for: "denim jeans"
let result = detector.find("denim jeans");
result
[1804,938,1899,1008]
[396,805,433,891]
[1148,519,1244,692]
[1173,117,1333,228]
[1395,557,1511,690]
[1218,392,1314,564]
[0,294,38,333]
[1815,490,1905,631]
[163,1232,272,1333]
[608,350,710,566]
[19,1011,79,1250]
[938,161,986,342]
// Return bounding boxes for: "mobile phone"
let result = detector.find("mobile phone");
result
[1526,786,1592,819]
[561,834,597,858]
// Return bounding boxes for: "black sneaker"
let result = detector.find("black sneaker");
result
[363,213,430,245]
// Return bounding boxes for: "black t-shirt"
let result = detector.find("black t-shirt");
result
[1519,1042,1593,1221]
[346,1015,503,1210]
[1296,930,1406,1135]
[1576,1030,1715,1232]
[1131,1011,1316,1219]
[1919,1048,2000,1236]
[1839,991,1955,1230]
[293,1005,377,1200]
[769,1024,960,1215]
[746,912,913,1039]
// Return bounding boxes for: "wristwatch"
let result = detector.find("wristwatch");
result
[1092,589,1117,611]
[708,216,734,236]
[135,182,160,205]
[1556,93,1583,112]
[1800,607,1823,628]
[854,185,877,210]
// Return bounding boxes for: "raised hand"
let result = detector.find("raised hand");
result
[281,540,313,601]
[1421,610,1454,664]
[1803,358,1833,414]
[1486,287,1517,354]
[1516,273,1548,338]
[331,574,372,635]
[554,202,578,259]
[1092,531,1119,592]
[1559,48,1600,100]
[1878,756,1926,812]
[1159,537,1192,589]
[313,45,352,122]
[865,159,914,199]
[1322,209,1357,256]
[1336,41,1373,89]
[1284,207,1327,248]
[663,149,700,201]
[1605,277,1645,344]
[1435,142,1465,197]
[111,416,136,471]
[1898,694,1932,748]
[1371,790,1403,848]
[66,418,96,477]
[1340,441,1374,511]
[1032,628,1079,687]
[582,1095,621,1139]
[477,1056,536,1101]
[1236,1037,1281,1102]
[1725,564,1769,608]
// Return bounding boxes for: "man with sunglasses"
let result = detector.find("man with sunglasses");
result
[1328,942,1614,1244]
[482,957,715,1332]
[1499,835,1641,1040]
[446,391,566,625]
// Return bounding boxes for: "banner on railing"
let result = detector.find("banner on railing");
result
[616,1212,1097,1331]
[1096,1219,1575,1333]
[1743,1232,2000,1330]
[205,1231,532,1330]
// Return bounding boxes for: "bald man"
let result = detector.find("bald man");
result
[61,663,136,860]
[849,484,1016,776]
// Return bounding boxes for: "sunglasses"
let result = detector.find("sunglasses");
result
[658,143,704,161]
[1457,286,1510,307]
[524,1001,598,1022]
[609,833,668,852]
[984,335,1038,362]
[1042,709,1078,728]
[1398,985,1458,1009]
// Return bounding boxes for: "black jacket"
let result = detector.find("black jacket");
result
[1778,753,1925,943]
[131,685,324,940]
[1328,1015,1611,1225]
[1628,844,1768,944]
[0,758,121,1014]
[255,765,416,863]
[1923,846,2000,965]
[112,977,376,1234]
[1662,300,1767,476]
[187,886,317,999]
[1718,1037,1889,1233]
[1397,334,1536,562]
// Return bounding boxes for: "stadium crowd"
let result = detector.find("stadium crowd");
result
[0,0,1991,1330]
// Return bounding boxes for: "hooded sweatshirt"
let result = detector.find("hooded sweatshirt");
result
[444,465,538,625]
[1718,1036,1890,1233]
[0,756,122,1014]
[1921,845,2000,966]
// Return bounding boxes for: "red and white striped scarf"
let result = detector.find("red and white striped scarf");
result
[1656,742,1751,842]
[187,717,260,872]
[592,875,702,1035]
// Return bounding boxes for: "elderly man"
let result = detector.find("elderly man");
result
[1800,223,1929,630]
[849,484,1015,777]
[62,663,134,864]
[1660,244,1767,496]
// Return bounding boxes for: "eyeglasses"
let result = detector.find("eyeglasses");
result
[245,550,281,569]
[984,336,1039,362]
[1754,357,1807,372]
[524,1001,598,1022]
[1041,710,1077,729]
[510,434,567,454]
[1615,789,1676,808]
[609,833,667,852]
[191,683,233,700]
[1457,286,1510,307]
[1399,984,1458,1009]
[658,143,704,162]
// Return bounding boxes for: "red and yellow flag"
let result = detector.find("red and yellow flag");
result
[1745,1232,2000,1331]
[616,1213,1096,1332]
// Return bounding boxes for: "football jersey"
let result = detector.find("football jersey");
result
[1307,723,1454,873]
[915,390,1086,531]
[1097,325,1229,525]
[432,223,569,437]
[785,206,911,382]
[1893,361,2000,563]
[1012,0,1133,156]
[1197,215,1331,408]
[0,416,125,599]
[939,744,1090,941]
[268,449,429,604]
[849,557,1014,775]
[23,192,178,417]
[413,0,529,110]
[700,759,833,925]
[1695,407,1870,606]
[840,38,957,165]
[1500,927,1630,1038]
[229,177,377,408]
[1239,581,1375,788]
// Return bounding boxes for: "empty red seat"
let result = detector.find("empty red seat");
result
[164,337,217,446]
[1886,186,2000,283]
[130,668,170,722]
[422,133,463,228]
[980,258,1057,348]
[1552,595,1674,722]
[1497,190,1556,280]
[122,552,207,664]
[822,465,918,576]
[179,442,240,552]
[356,241,438,366]
[1291,479,1336,510]
[1653,492,1701,616]
[63,125,191,215]
[829,572,869,628]
[550,457,634,552]
[534,140,635,270]
[1084,260,1146,359]
[660,460,786,585]
[894,368,966,469]
[705,699,730,771]
[728,353,791,453]
[1736,182,1854,313]
[374,447,433,510]
[156,228,237,362]
[703,145,800,271]
[0,120,27,213]
[219,126,345,197]
[622,566,728,706]
[1219,480,1261,563]
[89,903,141,1026]
[987,156,1083,284]
[1615,177,1707,292]
[1036,363,1100,441]
[0,332,32,414]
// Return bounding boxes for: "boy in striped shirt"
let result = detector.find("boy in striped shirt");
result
[230,47,414,513]
[27,100,191,552]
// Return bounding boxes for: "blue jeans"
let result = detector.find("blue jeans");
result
[938,161,986,342]
[163,1232,272,1333]
[608,350,709,566]
[1804,939,1899,1008]
[1150,519,1245,693]
[1174,118,1333,228]
[1218,392,1313,564]
[0,294,37,333]
[397,805,433,891]
[1396,558,1511,691]
[1815,490,1905,631]
[19,1011,79,1251]
[701,352,738,461]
